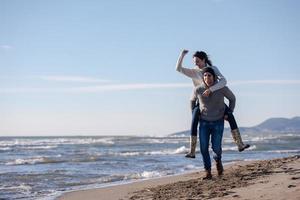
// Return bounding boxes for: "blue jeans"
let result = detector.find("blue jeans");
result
[191,105,200,136]
[190,104,237,137]
[199,119,224,170]
[225,105,238,130]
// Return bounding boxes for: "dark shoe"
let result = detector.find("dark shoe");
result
[185,153,196,159]
[216,160,224,176]
[238,144,250,152]
[202,170,212,180]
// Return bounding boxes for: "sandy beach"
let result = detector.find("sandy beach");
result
[57,155,300,200]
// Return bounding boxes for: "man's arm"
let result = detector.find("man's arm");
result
[176,50,202,80]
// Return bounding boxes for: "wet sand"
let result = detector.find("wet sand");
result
[57,155,300,200]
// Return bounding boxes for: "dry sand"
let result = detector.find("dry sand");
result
[57,155,300,200]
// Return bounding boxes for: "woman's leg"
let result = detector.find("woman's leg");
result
[224,104,250,152]
[224,105,237,130]
[185,105,200,158]
[191,105,200,136]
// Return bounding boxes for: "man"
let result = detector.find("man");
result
[194,67,235,179]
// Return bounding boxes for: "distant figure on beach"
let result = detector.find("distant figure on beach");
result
[194,67,236,179]
[176,50,249,158]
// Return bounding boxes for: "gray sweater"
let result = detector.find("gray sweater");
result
[194,84,236,121]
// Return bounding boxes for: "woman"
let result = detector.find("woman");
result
[194,67,235,179]
[176,50,249,158]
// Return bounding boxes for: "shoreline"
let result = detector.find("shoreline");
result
[57,155,300,200]
[55,161,238,199]
[56,168,206,200]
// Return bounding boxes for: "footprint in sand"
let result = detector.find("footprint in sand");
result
[291,176,300,180]
[288,184,296,188]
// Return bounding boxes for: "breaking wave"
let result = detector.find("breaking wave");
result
[0,137,115,148]
[5,155,63,166]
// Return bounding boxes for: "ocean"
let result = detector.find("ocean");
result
[0,132,300,200]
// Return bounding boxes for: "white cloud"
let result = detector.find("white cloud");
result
[229,80,300,86]
[1,79,300,94]
[0,83,191,94]
[39,75,113,83]
[210,0,225,3]
[0,45,13,50]
[68,83,191,92]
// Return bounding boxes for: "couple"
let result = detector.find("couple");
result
[176,50,250,179]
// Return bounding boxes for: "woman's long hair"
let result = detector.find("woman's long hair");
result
[193,51,212,66]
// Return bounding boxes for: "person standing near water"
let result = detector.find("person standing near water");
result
[176,50,249,158]
[194,67,235,179]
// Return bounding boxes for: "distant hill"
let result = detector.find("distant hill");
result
[255,117,300,132]
[170,116,300,137]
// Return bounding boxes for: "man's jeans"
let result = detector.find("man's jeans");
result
[190,104,236,137]
[199,119,224,170]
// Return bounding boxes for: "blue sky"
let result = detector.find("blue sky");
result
[1,0,300,136]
